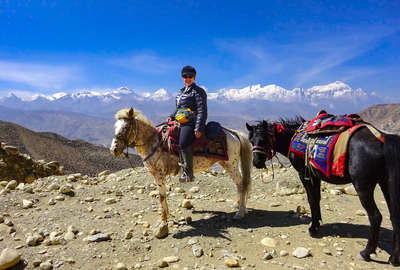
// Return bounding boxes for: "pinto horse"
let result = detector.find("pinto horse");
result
[110,108,252,235]
[246,118,400,266]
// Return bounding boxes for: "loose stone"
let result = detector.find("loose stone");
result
[322,248,332,255]
[261,237,277,248]
[116,262,127,270]
[192,245,203,257]
[59,184,72,194]
[39,261,53,270]
[330,189,342,195]
[22,199,33,209]
[87,233,111,242]
[84,197,94,202]
[158,260,168,268]
[162,256,179,263]
[98,170,110,177]
[149,190,159,197]
[296,206,307,215]
[292,247,310,258]
[344,185,357,196]
[280,250,289,257]
[64,231,75,241]
[224,258,239,267]
[189,186,200,193]
[125,231,133,239]
[0,248,21,270]
[181,200,193,209]
[105,198,116,205]
[269,202,281,207]
[48,183,60,191]
[263,252,273,260]
[6,180,18,190]
[356,210,366,216]
[153,223,168,239]
[48,199,56,205]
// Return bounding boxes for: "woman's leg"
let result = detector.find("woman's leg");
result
[178,124,195,181]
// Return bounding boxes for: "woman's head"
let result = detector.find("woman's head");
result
[181,65,196,86]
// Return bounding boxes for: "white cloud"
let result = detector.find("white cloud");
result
[0,60,79,89]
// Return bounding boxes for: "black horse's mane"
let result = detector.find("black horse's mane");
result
[276,116,305,132]
[256,116,305,132]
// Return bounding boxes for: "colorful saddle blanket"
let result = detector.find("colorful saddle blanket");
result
[290,121,365,178]
[306,113,362,135]
[157,122,228,160]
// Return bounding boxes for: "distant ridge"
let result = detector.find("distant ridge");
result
[0,121,142,176]
[359,103,400,134]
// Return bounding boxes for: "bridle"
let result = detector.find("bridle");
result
[114,117,167,166]
[114,117,143,149]
[251,123,285,160]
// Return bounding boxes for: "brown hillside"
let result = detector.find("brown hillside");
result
[0,121,142,176]
[359,103,400,134]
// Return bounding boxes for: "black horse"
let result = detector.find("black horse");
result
[246,118,400,266]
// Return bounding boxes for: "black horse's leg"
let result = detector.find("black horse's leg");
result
[301,175,322,236]
[355,186,382,261]
[390,217,400,266]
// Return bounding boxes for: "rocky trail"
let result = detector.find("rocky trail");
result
[0,164,395,270]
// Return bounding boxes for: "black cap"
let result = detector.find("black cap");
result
[181,65,196,76]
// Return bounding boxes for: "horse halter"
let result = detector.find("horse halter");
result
[114,117,143,149]
[252,123,284,160]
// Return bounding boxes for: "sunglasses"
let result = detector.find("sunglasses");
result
[182,75,194,79]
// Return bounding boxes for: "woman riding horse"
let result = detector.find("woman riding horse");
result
[166,65,207,182]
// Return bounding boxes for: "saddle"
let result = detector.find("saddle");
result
[290,112,369,178]
[157,121,228,160]
[306,112,363,135]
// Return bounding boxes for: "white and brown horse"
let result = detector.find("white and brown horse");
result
[110,108,252,225]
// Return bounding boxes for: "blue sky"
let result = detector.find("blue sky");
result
[0,0,399,98]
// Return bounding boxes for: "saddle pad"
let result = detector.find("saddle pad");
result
[157,122,228,161]
[308,133,340,178]
[289,122,309,157]
[306,113,360,134]
[290,123,372,178]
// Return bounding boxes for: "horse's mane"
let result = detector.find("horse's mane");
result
[115,108,154,126]
[276,116,305,131]
[255,116,305,132]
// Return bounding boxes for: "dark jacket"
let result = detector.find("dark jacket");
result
[170,83,208,132]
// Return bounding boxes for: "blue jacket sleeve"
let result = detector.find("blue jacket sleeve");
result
[194,87,207,131]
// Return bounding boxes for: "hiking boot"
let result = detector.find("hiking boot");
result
[178,147,194,182]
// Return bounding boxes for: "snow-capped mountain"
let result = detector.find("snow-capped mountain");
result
[0,81,386,145]
[0,81,383,122]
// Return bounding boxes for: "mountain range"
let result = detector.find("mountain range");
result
[0,81,393,145]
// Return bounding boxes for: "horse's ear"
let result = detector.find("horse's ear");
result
[246,123,252,131]
[128,108,134,118]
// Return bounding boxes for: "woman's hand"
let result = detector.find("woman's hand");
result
[166,117,172,123]
[195,130,202,138]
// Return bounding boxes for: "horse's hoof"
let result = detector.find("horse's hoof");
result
[357,250,371,262]
[233,212,245,220]
[389,255,400,266]
[308,226,320,237]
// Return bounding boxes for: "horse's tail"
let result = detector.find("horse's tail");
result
[223,127,252,199]
[384,134,400,218]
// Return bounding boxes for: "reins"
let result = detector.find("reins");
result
[119,118,166,168]
[253,122,292,183]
